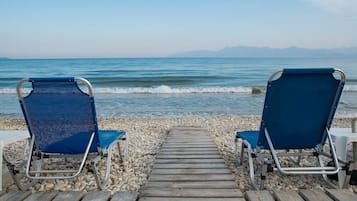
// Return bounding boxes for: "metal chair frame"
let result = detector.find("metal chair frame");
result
[234,68,345,190]
[8,77,127,190]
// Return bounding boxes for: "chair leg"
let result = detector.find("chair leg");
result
[91,144,114,190]
[234,137,239,166]
[234,136,245,166]
[117,141,123,163]
[244,141,260,190]
[318,154,338,188]
[240,142,245,166]
[123,135,128,160]
[35,154,44,177]
[287,150,302,165]
[117,135,128,163]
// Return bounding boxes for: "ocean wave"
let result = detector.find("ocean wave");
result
[0,86,253,94]
[94,86,253,94]
[2,84,357,94]
[344,85,357,92]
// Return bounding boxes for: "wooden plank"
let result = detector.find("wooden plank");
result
[166,133,211,136]
[160,148,218,152]
[166,133,209,136]
[23,191,58,201]
[111,192,138,201]
[140,188,243,198]
[0,191,31,201]
[82,191,111,201]
[160,149,219,153]
[158,151,220,155]
[149,174,235,182]
[162,144,215,147]
[154,158,225,164]
[165,139,213,142]
[151,168,232,174]
[163,143,214,146]
[167,134,209,137]
[167,132,208,135]
[162,145,216,148]
[325,189,357,201]
[145,181,238,189]
[156,154,221,159]
[299,189,333,201]
[273,190,304,201]
[165,138,212,141]
[166,132,209,135]
[168,131,208,134]
[52,191,84,201]
[165,139,211,141]
[167,131,208,135]
[169,127,207,131]
[139,198,244,201]
[245,191,275,201]
[153,163,228,169]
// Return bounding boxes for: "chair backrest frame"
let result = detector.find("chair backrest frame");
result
[17,77,101,154]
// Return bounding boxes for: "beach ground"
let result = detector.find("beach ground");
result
[0,116,355,192]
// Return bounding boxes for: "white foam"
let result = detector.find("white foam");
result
[0,88,31,94]
[94,85,252,94]
[0,88,16,94]
[344,85,357,92]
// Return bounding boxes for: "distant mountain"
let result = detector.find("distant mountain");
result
[171,46,357,58]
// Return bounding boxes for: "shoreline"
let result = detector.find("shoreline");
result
[0,116,355,192]
[0,116,353,129]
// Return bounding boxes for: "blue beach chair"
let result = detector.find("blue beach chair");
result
[234,68,345,189]
[13,77,127,190]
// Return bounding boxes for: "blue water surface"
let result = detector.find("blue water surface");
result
[1,57,356,118]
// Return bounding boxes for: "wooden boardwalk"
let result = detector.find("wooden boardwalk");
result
[138,127,357,201]
[139,127,243,201]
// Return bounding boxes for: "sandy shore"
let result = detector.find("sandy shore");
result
[0,116,354,192]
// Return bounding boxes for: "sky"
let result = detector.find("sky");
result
[1,0,357,58]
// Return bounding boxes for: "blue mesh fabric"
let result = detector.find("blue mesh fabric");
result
[236,131,259,149]
[256,68,344,149]
[21,78,99,154]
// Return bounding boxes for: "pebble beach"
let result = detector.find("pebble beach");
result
[0,116,355,193]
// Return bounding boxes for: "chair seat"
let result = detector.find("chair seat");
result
[42,130,125,154]
[98,130,126,150]
[236,131,260,149]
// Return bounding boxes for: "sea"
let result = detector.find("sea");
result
[0,57,356,118]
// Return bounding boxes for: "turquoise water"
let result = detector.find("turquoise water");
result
[0,57,356,118]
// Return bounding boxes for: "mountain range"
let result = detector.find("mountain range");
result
[171,46,357,58]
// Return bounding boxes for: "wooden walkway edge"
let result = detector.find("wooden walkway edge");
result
[0,191,138,201]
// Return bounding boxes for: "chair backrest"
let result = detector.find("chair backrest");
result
[17,77,100,154]
[257,68,345,149]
